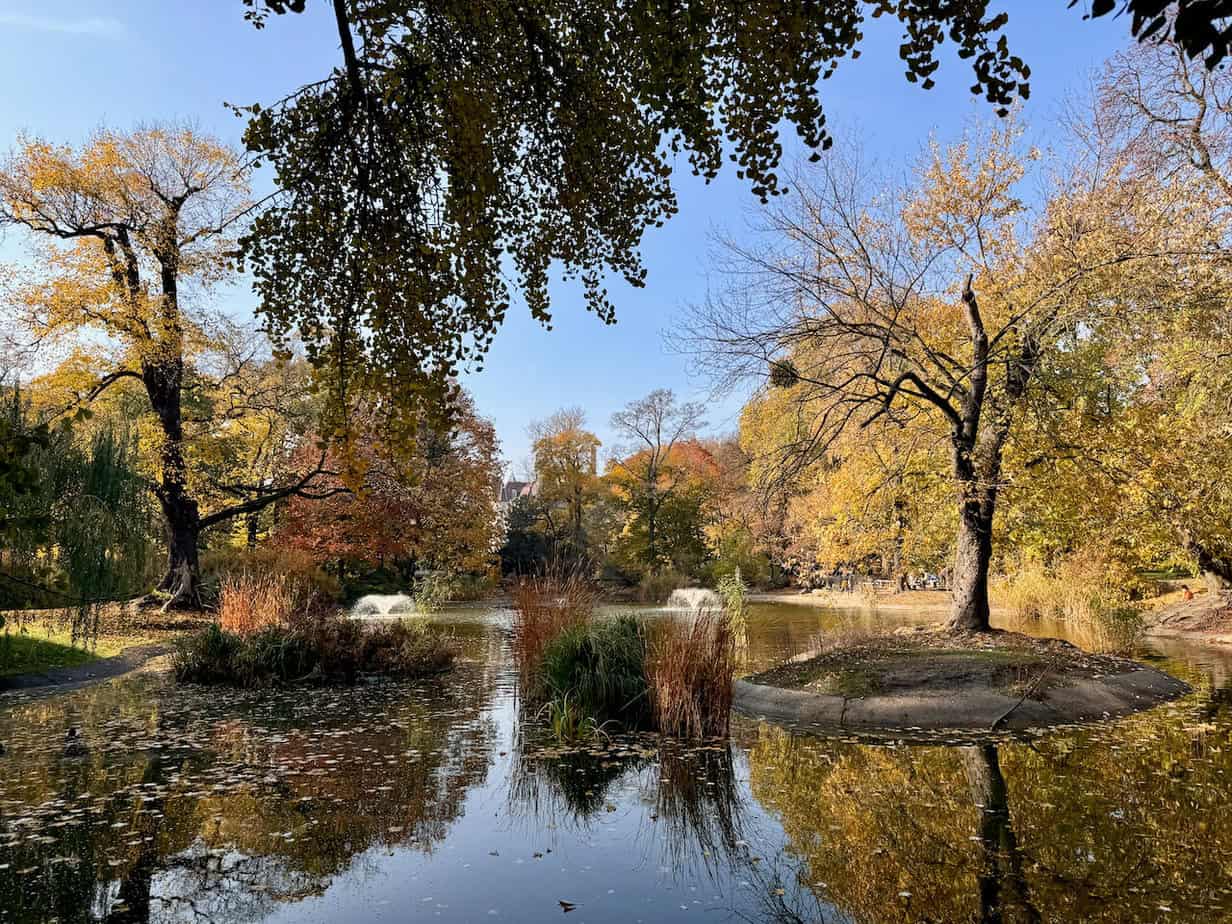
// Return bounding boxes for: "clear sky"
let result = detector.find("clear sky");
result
[0,2,1132,470]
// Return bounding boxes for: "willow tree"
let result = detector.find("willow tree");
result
[686,124,1214,631]
[0,127,329,605]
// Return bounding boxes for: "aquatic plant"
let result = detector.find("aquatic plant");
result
[717,567,749,634]
[218,571,329,637]
[412,572,456,614]
[540,615,649,727]
[646,610,734,737]
[539,692,611,743]
[510,569,597,692]
[173,615,456,687]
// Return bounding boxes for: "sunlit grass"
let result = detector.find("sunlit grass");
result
[0,627,120,677]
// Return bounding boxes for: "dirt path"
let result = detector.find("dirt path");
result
[0,643,174,699]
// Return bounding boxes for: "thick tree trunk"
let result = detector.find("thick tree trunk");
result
[159,492,202,602]
[950,487,996,632]
[962,745,1040,924]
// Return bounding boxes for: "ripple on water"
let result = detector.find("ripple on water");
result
[0,602,1230,922]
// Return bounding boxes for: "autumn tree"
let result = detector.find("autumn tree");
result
[529,408,602,558]
[0,127,329,604]
[229,0,1039,437]
[1068,38,1232,592]
[281,391,500,580]
[686,123,1214,630]
[607,438,718,578]
[607,390,706,572]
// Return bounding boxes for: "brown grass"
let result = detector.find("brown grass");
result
[647,610,734,738]
[218,571,332,637]
[510,570,598,693]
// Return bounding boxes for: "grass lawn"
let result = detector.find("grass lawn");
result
[0,625,130,678]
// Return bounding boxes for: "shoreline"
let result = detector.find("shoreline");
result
[0,643,174,700]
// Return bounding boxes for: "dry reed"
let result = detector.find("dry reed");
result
[647,609,734,737]
[218,571,328,637]
[510,570,598,694]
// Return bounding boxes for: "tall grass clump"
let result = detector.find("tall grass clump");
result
[217,571,328,636]
[510,570,598,692]
[716,568,749,633]
[540,615,649,726]
[647,610,734,737]
[636,568,688,604]
[995,548,1146,653]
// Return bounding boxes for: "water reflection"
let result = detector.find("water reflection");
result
[0,661,496,922]
[1,602,1231,922]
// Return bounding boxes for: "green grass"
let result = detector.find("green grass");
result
[0,631,105,677]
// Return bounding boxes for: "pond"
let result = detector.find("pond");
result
[1,600,1230,922]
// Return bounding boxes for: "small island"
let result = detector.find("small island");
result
[736,627,1189,733]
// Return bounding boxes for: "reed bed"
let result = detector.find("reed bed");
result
[510,570,598,694]
[647,609,734,738]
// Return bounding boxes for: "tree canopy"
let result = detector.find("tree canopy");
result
[236,0,1034,435]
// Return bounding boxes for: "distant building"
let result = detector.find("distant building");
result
[499,479,537,509]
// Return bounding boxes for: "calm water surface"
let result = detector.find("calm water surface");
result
[1,601,1230,923]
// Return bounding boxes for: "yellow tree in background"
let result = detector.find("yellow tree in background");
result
[0,126,328,604]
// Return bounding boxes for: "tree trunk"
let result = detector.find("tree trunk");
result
[246,512,259,549]
[950,486,995,632]
[962,745,1040,924]
[157,483,202,608]
[1185,535,1232,595]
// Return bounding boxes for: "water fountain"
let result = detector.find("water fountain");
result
[350,593,417,618]
[665,587,723,611]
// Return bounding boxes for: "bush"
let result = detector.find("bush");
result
[635,569,688,604]
[540,616,649,726]
[646,611,734,737]
[173,615,456,688]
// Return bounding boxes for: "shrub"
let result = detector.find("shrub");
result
[540,615,649,725]
[646,611,734,737]
[510,570,597,692]
[173,615,456,688]
[635,569,688,604]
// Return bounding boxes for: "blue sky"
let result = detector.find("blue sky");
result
[0,2,1131,469]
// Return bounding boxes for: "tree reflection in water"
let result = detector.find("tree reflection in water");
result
[0,665,496,923]
[961,745,1039,924]
[746,689,1232,924]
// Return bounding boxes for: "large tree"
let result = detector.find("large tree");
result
[529,408,603,556]
[608,389,706,572]
[686,123,1213,630]
[280,391,501,577]
[0,127,329,605]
